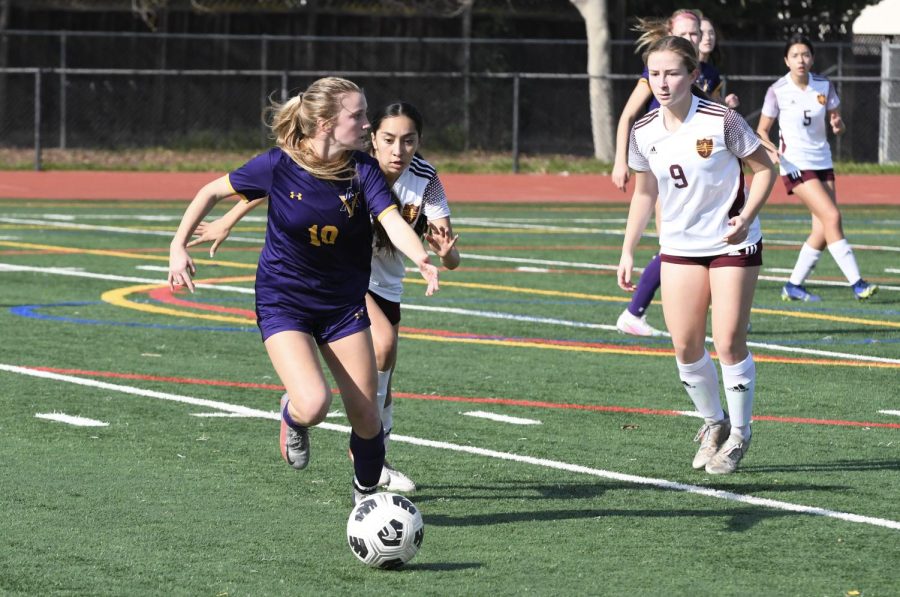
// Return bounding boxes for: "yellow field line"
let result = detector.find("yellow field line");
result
[4,239,897,329]
[0,240,255,269]
[398,333,900,368]
[101,278,256,324]
[406,278,900,329]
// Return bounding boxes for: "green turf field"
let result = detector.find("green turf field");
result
[0,199,898,596]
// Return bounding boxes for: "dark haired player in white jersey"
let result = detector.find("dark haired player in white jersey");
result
[617,36,776,474]
[757,34,877,302]
[188,101,460,493]
[167,77,439,505]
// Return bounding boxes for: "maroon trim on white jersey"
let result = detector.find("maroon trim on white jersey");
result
[634,110,659,130]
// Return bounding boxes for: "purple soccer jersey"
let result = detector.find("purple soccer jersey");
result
[227,148,397,315]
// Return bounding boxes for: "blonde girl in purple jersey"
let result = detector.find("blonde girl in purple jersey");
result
[167,77,439,505]
[187,101,460,494]
[617,36,776,474]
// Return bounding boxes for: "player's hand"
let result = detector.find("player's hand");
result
[723,215,749,245]
[416,256,440,296]
[187,218,232,257]
[425,223,459,258]
[168,245,197,293]
[617,254,636,292]
[830,112,845,135]
[724,93,740,109]
[611,162,631,193]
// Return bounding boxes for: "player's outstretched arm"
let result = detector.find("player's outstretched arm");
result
[612,82,654,193]
[617,171,658,292]
[425,217,460,270]
[188,197,267,257]
[168,175,235,292]
[380,209,440,296]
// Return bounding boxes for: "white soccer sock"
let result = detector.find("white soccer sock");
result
[788,243,822,286]
[382,403,393,450]
[676,351,724,423]
[827,239,862,285]
[721,353,755,440]
[376,369,391,414]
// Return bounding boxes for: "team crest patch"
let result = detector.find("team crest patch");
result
[339,190,359,217]
[401,203,421,225]
[817,94,826,105]
[696,138,714,158]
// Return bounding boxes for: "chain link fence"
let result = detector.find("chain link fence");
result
[0,30,893,169]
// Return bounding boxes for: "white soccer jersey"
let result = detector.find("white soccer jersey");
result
[369,155,451,302]
[628,95,762,257]
[761,73,840,173]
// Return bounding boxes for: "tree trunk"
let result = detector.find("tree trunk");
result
[570,0,613,162]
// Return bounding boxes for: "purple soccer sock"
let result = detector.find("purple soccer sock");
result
[627,254,661,317]
[350,427,386,489]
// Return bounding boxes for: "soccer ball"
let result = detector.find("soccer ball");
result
[346,492,424,569]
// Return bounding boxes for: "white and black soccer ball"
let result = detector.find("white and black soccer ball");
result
[346,492,424,569]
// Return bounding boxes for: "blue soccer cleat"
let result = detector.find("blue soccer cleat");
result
[852,279,878,300]
[781,282,821,302]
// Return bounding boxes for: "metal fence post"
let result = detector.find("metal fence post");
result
[34,69,42,171]
[59,32,66,149]
[512,73,520,173]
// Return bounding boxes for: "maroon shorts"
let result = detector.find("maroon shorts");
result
[782,168,835,195]
[367,291,401,326]
[660,240,763,268]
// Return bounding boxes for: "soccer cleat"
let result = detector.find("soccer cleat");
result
[381,461,417,492]
[691,418,731,470]
[781,282,821,302]
[705,432,752,475]
[852,279,878,300]
[352,479,378,506]
[616,309,664,337]
[280,394,310,470]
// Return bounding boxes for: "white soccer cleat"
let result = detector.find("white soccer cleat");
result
[616,309,664,337]
[705,432,752,475]
[692,418,731,470]
[381,461,416,492]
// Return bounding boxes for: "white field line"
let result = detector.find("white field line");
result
[879,410,900,417]
[887,269,900,274]
[2,262,897,365]
[35,412,108,426]
[6,214,900,253]
[0,263,254,294]
[190,410,346,419]
[462,410,542,425]
[3,362,897,532]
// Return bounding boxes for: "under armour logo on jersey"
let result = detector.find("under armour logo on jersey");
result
[289,191,302,200]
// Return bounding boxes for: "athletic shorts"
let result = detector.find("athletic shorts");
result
[367,291,401,326]
[256,302,370,345]
[782,168,835,195]
[660,240,763,268]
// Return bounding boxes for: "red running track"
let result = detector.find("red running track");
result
[1,170,898,204]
